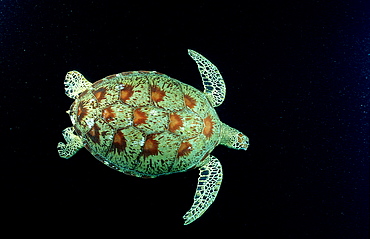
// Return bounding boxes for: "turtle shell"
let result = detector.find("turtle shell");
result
[69,71,222,178]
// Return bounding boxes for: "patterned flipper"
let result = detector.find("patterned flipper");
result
[183,155,223,225]
[64,70,92,99]
[57,127,84,159]
[188,49,226,107]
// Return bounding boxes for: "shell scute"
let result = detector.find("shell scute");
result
[181,83,211,119]
[118,74,151,107]
[149,75,184,111]
[169,108,203,138]
[136,131,181,175]
[171,136,207,171]
[101,103,133,128]
[133,106,169,135]
[202,108,222,153]
[70,92,99,135]
[84,118,115,157]
[108,127,146,172]
[91,80,121,108]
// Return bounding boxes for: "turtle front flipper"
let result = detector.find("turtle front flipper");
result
[57,127,84,159]
[183,155,223,225]
[64,70,92,99]
[188,49,226,107]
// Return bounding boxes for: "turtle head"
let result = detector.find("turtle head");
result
[219,123,249,150]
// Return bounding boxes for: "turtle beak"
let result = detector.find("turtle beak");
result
[238,133,249,150]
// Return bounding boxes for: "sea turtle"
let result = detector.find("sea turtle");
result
[57,49,249,225]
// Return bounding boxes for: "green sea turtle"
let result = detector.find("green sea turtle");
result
[57,49,249,225]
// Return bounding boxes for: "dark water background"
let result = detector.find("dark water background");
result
[1,0,368,237]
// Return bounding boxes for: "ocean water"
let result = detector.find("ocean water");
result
[1,0,368,237]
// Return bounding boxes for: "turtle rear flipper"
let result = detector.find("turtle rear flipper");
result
[64,70,92,99]
[57,127,84,159]
[183,155,223,225]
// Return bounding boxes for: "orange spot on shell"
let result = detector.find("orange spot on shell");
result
[178,141,192,157]
[77,102,88,122]
[93,88,107,102]
[87,123,100,144]
[169,113,183,133]
[143,134,159,157]
[184,95,197,109]
[133,108,147,126]
[112,131,126,152]
[203,115,214,138]
[120,85,134,102]
[151,85,166,103]
[102,106,116,122]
